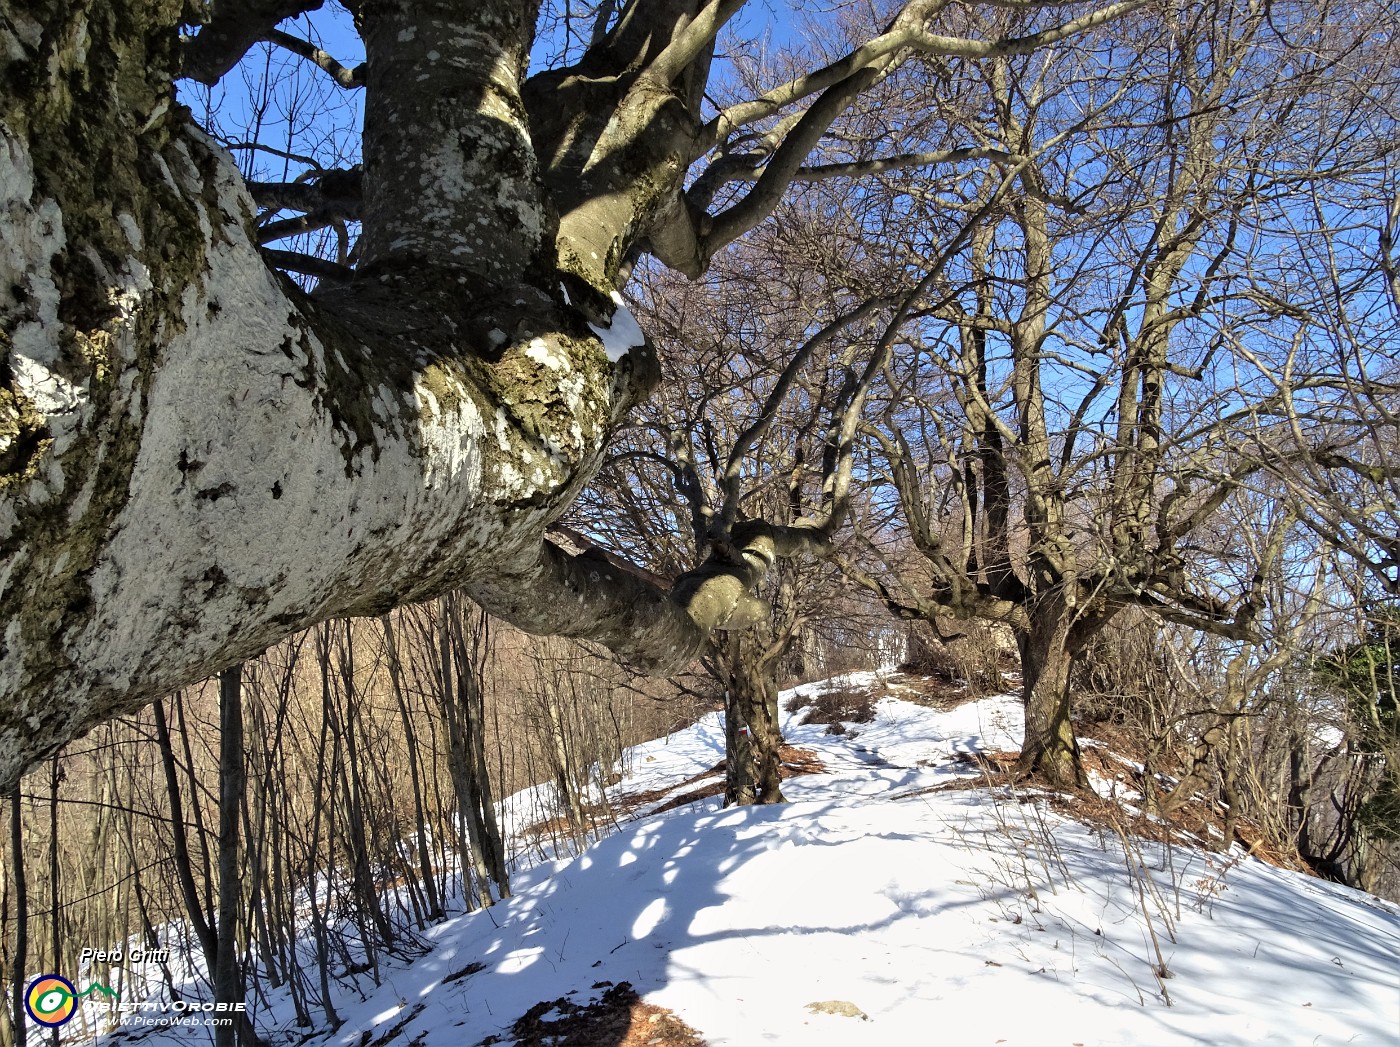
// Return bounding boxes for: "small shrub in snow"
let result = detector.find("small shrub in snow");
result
[801,688,876,727]
[784,692,813,715]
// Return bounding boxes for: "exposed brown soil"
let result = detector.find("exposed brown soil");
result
[648,781,726,814]
[518,808,609,840]
[478,981,707,1047]
[888,663,1022,707]
[1041,789,1314,873]
[1076,718,1190,773]
[795,688,878,727]
[609,763,726,816]
[897,744,1315,876]
[882,671,1008,711]
[777,745,827,777]
[950,748,1022,772]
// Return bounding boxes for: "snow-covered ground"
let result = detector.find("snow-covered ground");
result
[101,673,1400,1046]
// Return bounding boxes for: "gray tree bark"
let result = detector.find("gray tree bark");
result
[1015,597,1090,789]
[720,630,787,806]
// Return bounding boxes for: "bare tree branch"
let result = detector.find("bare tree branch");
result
[257,248,353,281]
[264,27,365,88]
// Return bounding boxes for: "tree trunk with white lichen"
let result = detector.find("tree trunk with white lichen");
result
[0,1,725,789]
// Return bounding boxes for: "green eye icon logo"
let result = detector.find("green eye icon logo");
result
[25,975,77,1027]
[23,974,117,1027]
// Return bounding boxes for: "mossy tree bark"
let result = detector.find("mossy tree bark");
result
[1014,595,1094,790]
[718,629,787,806]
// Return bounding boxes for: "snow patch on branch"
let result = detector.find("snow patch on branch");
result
[588,292,645,362]
[525,336,566,370]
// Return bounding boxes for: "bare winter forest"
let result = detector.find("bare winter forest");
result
[2,0,1398,1043]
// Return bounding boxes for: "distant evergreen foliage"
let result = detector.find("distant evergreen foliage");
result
[1318,610,1400,841]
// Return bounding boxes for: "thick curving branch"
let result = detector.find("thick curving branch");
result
[248,169,363,219]
[181,0,327,85]
[467,518,832,672]
[258,247,353,280]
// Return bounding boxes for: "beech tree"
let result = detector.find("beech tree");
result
[1,0,1154,788]
[574,214,883,804]
[842,0,1398,786]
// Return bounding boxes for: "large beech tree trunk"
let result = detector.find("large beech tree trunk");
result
[719,630,787,806]
[1015,595,1092,790]
[0,0,780,791]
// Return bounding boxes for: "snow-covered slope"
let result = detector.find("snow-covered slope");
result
[108,674,1400,1046]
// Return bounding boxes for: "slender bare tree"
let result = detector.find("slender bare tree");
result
[573,204,894,803]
